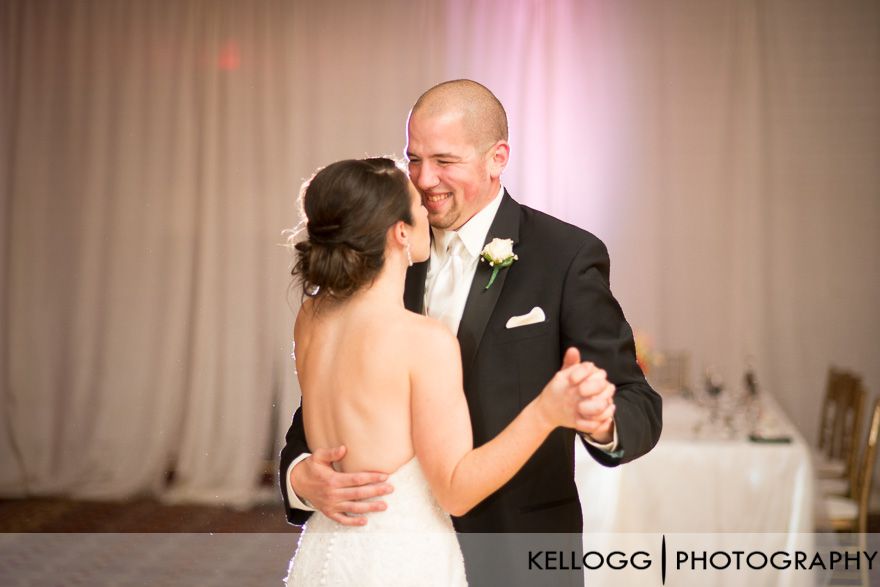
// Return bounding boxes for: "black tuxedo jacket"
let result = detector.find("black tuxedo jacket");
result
[279,192,662,534]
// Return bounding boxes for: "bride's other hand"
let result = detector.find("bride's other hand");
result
[290,445,395,527]
[535,348,595,429]
[535,347,616,441]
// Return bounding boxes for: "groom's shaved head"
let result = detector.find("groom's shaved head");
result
[410,80,508,150]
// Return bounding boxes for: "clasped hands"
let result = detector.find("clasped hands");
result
[290,347,615,526]
[552,346,617,443]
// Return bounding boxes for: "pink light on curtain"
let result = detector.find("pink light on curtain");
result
[438,0,623,241]
[217,40,240,71]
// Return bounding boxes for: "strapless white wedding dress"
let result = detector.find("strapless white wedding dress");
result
[285,457,467,586]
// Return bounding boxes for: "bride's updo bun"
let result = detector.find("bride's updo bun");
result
[293,158,413,301]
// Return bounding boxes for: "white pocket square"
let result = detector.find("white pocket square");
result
[505,307,546,329]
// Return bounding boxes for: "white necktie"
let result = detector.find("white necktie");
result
[426,235,467,334]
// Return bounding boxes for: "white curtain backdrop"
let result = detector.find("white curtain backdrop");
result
[2,0,878,505]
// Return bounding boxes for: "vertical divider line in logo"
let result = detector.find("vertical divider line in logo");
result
[661,535,667,585]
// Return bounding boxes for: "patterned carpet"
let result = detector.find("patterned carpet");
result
[0,498,302,586]
[0,497,293,533]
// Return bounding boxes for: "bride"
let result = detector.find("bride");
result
[285,157,592,586]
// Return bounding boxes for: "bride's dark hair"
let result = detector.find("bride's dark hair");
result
[292,157,413,301]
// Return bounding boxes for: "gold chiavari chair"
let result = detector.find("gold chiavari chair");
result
[824,390,878,587]
[817,368,846,457]
[825,390,879,534]
[841,376,866,488]
[816,370,864,487]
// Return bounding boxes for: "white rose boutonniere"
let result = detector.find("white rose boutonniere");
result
[480,238,518,289]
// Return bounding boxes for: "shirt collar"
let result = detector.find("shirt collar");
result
[431,185,505,259]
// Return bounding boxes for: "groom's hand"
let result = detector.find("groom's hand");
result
[290,445,394,527]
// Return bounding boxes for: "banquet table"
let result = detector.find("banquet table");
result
[576,392,816,534]
[573,393,833,586]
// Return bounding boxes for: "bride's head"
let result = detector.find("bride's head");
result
[293,157,429,301]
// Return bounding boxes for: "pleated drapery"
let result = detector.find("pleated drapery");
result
[2,0,878,505]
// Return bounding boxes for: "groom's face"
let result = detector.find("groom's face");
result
[405,110,498,231]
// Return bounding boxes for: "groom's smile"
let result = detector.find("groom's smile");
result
[423,191,453,213]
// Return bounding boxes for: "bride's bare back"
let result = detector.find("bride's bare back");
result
[295,296,431,475]
[295,291,581,516]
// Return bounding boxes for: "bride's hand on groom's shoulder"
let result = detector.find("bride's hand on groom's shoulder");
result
[290,445,395,526]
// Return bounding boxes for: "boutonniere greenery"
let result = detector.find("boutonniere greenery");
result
[480,238,518,289]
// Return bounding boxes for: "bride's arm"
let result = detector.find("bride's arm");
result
[410,323,588,517]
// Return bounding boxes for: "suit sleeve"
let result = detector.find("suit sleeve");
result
[560,237,662,466]
[279,404,314,525]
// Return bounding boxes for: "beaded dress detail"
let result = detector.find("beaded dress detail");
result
[285,457,467,586]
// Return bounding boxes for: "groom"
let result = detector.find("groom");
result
[280,80,662,582]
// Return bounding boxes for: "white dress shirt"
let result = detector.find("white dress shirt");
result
[424,186,505,333]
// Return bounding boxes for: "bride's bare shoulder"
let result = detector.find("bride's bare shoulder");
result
[397,311,459,356]
[293,298,316,332]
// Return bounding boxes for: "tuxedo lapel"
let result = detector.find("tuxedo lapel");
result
[404,260,428,314]
[457,192,521,374]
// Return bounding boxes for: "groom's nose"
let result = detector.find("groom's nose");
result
[414,161,440,192]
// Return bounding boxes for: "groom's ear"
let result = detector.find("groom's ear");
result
[485,140,510,180]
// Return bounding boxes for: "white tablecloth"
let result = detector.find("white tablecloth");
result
[574,394,827,586]
[576,394,816,533]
